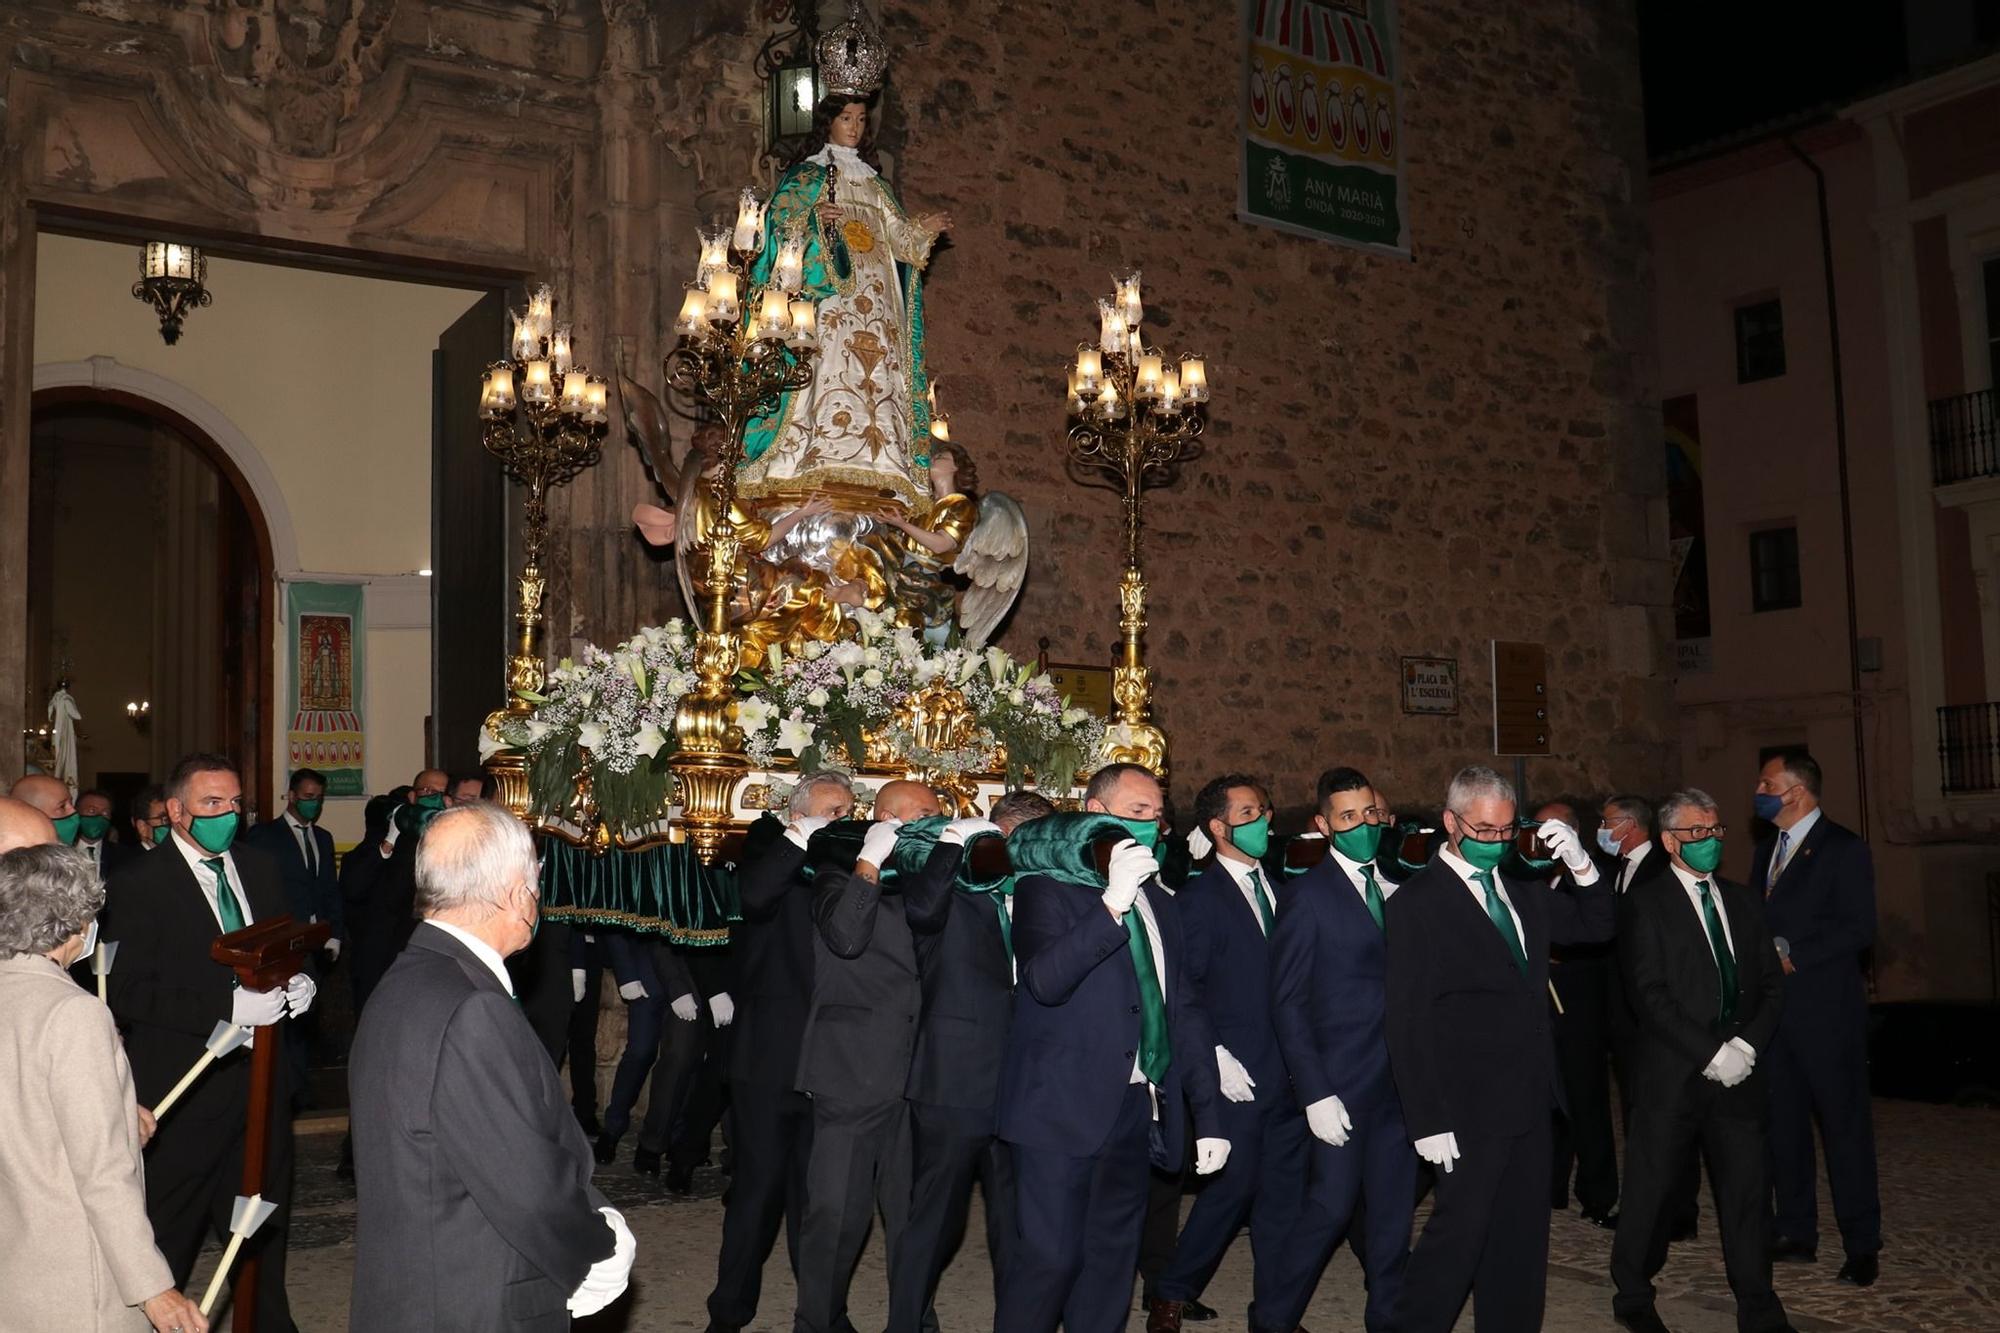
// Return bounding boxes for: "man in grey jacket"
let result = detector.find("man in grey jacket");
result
[348,802,636,1330]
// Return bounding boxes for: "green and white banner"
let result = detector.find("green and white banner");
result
[1240,0,1409,257]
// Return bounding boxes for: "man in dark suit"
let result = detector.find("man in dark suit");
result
[103,752,316,1332]
[792,779,948,1333]
[1384,764,1613,1333]
[1271,767,1415,1333]
[105,782,167,876]
[1543,796,1622,1227]
[996,764,1230,1333]
[347,801,634,1329]
[248,766,344,1107]
[1147,774,1312,1333]
[1750,749,1880,1285]
[1611,789,1791,1333]
[887,792,1050,1333]
[705,773,852,1333]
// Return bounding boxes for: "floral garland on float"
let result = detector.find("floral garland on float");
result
[483,607,1104,842]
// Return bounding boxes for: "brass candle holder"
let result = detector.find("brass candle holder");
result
[1064,272,1208,781]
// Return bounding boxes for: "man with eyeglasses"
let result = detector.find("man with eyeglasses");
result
[1383,764,1612,1333]
[1270,766,1416,1333]
[1750,748,1879,1286]
[1610,791,1791,1333]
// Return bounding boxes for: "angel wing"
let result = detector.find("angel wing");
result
[952,492,1030,646]
[617,370,685,498]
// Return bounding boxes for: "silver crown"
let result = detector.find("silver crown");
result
[816,14,889,98]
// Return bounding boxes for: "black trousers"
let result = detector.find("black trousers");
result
[567,936,606,1122]
[708,1083,813,1330]
[146,1055,297,1332]
[670,1024,731,1174]
[998,1083,1152,1333]
[511,921,576,1067]
[1617,1040,1700,1233]
[888,1101,1015,1333]
[1137,1128,1193,1296]
[1395,1124,1551,1333]
[1612,1081,1787,1332]
[637,988,712,1155]
[1550,956,1619,1215]
[793,1095,913,1333]
[1767,1012,1881,1256]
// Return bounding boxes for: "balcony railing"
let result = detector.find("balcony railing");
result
[1939,702,2000,793]
[1931,387,1999,486]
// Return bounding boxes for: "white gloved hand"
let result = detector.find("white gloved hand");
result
[572,969,588,1003]
[1194,1137,1231,1175]
[231,985,286,1028]
[671,993,700,1022]
[1305,1094,1354,1146]
[618,979,648,1002]
[324,938,342,963]
[858,818,903,870]
[710,992,735,1027]
[566,1205,636,1317]
[940,817,1001,845]
[1102,839,1158,916]
[1727,1036,1758,1068]
[283,971,316,1018]
[1538,819,1597,881]
[1186,825,1214,860]
[1703,1041,1753,1086]
[784,814,830,849]
[1414,1131,1460,1173]
[1215,1046,1257,1104]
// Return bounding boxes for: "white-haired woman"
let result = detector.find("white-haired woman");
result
[0,844,206,1332]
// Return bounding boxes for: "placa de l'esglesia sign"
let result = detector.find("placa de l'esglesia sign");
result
[1401,656,1458,715]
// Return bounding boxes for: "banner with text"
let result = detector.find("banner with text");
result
[1241,0,1409,256]
[285,581,366,797]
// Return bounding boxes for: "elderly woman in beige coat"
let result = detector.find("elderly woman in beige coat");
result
[0,844,207,1333]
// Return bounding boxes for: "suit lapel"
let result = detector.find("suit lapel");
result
[1772,818,1827,894]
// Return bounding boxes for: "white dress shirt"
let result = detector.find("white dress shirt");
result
[427,920,517,997]
[168,830,255,932]
[1214,852,1274,936]
[77,838,105,870]
[1769,807,1820,883]
[1437,843,1524,946]
[1668,862,1736,956]
[1330,846,1395,907]
[1618,840,1654,894]
[1128,887,1168,1085]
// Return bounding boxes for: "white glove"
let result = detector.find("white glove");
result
[1727,1036,1758,1067]
[1414,1131,1460,1173]
[618,979,647,1002]
[283,971,316,1018]
[671,993,700,1022]
[1194,1137,1231,1175]
[1538,819,1598,882]
[1305,1094,1353,1146]
[1186,825,1214,860]
[784,814,830,849]
[566,1205,636,1317]
[231,985,286,1028]
[858,818,903,870]
[1102,839,1158,916]
[324,939,342,963]
[1215,1046,1257,1103]
[572,969,588,1003]
[1704,1041,1753,1087]
[941,817,1000,845]
[710,991,735,1027]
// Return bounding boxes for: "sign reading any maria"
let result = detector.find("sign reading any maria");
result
[1240,0,1410,257]
[1401,656,1458,715]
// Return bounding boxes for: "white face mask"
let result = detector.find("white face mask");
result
[77,917,99,963]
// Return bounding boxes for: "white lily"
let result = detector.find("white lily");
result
[634,724,668,759]
[778,716,816,757]
[986,645,1012,684]
[831,641,865,669]
[578,721,607,751]
[736,697,776,734]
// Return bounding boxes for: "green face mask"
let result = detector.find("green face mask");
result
[416,793,446,813]
[188,811,240,855]
[1331,820,1384,863]
[1677,836,1724,874]
[1226,813,1272,859]
[52,812,81,846]
[295,797,324,823]
[150,823,172,846]
[1456,834,1510,871]
[1116,816,1161,851]
[77,814,112,842]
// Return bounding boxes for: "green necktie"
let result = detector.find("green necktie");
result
[1359,863,1387,932]
[1123,903,1172,1084]
[1472,868,1528,976]
[205,857,246,932]
[1695,879,1738,1025]
[990,889,1014,964]
[1249,867,1275,933]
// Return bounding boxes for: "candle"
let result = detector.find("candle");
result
[522,359,553,405]
[758,287,791,338]
[1126,324,1143,358]
[584,378,609,424]
[1119,272,1143,328]
[707,271,739,324]
[1158,368,1182,412]
[1095,380,1123,419]
[1098,300,1126,355]
[1067,370,1086,416]
[776,236,806,295]
[732,189,765,253]
[510,314,539,362]
[1180,356,1209,403]
[527,285,555,340]
[698,231,729,282]
[674,287,709,335]
[548,327,573,375]
[560,370,588,412]
[1075,346,1103,393]
[1135,354,1163,399]
[487,365,515,412]
[788,299,817,345]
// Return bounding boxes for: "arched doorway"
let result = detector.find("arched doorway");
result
[27,388,276,818]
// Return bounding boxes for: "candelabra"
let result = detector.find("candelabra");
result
[663,189,824,862]
[477,284,610,813]
[1064,272,1209,780]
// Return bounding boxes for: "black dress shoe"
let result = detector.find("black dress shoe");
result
[1668,1218,1698,1243]
[1183,1298,1218,1322]
[1837,1253,1878,1286]
[1581,1208,1620,1229]
[1613,1308,1672,1333]
[1770,1236,1817,1264]
[574,1109,603,1138]
[665,1163,694,1195]
[633,1146,663,1176]
[592,1133,620,1166]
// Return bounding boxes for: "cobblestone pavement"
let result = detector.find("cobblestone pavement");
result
[203,1097,1998,1331]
